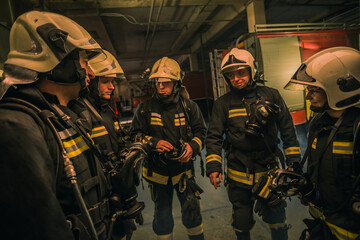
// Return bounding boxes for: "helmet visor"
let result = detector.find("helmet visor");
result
[284,63,316,90]
[86,49,107,63]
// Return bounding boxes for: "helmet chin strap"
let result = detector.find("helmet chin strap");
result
[310,102,330,113]
[154,81,180,101]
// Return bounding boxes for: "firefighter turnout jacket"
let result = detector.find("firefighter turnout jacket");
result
[206,86,301,188]
[130,95,206,186]
[305,107,360,239]
[0,87,112,239]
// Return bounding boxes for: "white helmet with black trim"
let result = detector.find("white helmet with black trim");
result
[220,48,256,86]
[285,46,360,110]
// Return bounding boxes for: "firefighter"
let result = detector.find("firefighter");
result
[205,48,301,240]
[82,50,146,240]
[130,57,207,240]
[284,46,360,240]
[0,11,117,240]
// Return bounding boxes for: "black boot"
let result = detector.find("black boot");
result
[235,231,250,240]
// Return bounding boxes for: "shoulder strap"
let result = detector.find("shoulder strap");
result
[301,113,344,168]
[179,96,193,139]
[0,98,63,186]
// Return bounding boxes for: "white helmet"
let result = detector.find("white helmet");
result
[285,46,360,110]
[220,48,256,81]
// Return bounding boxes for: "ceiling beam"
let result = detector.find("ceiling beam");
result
[46,0,240,9]
[71,16,117,56]
[190,1,247,53]
[171,3,217,51]
[116,48,192,60]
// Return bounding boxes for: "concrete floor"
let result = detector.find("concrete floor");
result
[131,157,311,240]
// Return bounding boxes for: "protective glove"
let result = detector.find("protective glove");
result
[254,194,282,217]
[252,170,277,199]
[179,174,203,222]
[268,169,314,199]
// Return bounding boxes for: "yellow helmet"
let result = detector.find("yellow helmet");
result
[5,10,103,73]
[89,50,125,80]
[149,57,182,82]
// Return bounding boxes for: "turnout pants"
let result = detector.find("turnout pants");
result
[227,185,288,240]
[149,183,204,240]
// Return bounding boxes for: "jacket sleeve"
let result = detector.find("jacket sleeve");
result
[129,101,161,148]
[205,96,227,176]
[187,100,207,157]
[273,89,301,166]
[0,110,75,240]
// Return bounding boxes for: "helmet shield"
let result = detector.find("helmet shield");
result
[89,50,125,80]
[221,48,256,81]
[6,11,103,73]
[285,46,360,110]
[149,57,181,82]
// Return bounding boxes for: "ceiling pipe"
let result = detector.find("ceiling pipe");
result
[144,0,155,51]
[144,0,164,59]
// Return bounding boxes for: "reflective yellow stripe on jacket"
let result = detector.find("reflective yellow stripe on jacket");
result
[192,137,202,150]
[227,168,271,186]
[206,154,222,164]
[171,169,192,185]
[150,112,163,126]
[175,113,186,126]
[309,205,359,240]
[333,141,353,155]
[284,146,301,156]
[90,125,109,138]
[142,166,168,185]
[114,121,120,131]
[312,138,317,149]
[62,135,89,159]
[229,108,247,118]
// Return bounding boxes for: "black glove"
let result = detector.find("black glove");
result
[297,173,315,199]
[252,170,277,199]
[179,174,203,222]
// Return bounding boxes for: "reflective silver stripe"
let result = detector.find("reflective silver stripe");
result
[229,108,247,118]
[151,112,162,118]
[284,146,300,155]
[187,223,204,236]
[205,154,222,164]
[171,169,192,185]
[227,168,254,185]
[333,141,353,155]
[192,137,202,150]
[58,128,77,140]
[312,138,317,149]
[175,113,184,118]
[142,166,168,185]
